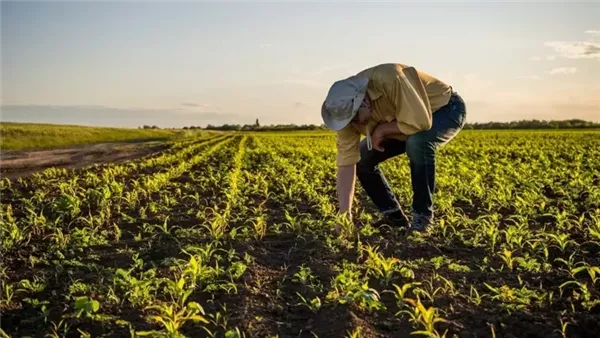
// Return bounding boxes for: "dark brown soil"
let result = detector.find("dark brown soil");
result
[0,140,168,180]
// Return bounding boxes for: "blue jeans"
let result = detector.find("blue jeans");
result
[356,91,467,218]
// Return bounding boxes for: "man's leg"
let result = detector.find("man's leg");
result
[406,92,467,231]
[356,137,409,225]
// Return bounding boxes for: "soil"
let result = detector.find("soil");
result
[0,141,168,180]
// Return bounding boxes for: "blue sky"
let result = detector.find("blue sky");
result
[2,1,599,128]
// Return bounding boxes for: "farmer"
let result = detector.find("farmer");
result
[321,63,467,232]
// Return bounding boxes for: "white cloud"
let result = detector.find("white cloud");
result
[544,41,600,59]
[176,102,220,114]
[585,30,600,38]
[549,67,578,75]
[181,102,207,108]
[530,55,556,61]
[517,75,542,80]
[259,43,273,49]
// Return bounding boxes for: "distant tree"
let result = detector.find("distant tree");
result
[198,119,599,132]
[202,123,327,132]
[464,119,600,130]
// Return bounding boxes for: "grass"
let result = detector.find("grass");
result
[0,122,192,151]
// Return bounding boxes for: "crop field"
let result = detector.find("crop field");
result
[1,130,599,338]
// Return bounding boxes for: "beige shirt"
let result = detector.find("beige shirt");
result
[336,63,452,166]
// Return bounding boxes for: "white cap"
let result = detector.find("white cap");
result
[321,75,369,131]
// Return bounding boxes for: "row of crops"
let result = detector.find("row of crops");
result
[1,130,599,337]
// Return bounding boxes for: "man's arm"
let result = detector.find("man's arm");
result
[335,125,360,217]
[375,121,403,138]
[370,121,405,152]
[337,164,356,217]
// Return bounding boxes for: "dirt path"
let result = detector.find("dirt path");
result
[0,141,168,180]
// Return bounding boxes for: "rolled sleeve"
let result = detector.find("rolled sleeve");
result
[336,125,360,167]
[390,66,433,135]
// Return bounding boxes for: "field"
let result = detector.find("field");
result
[0,123,185,151]
[1,130,599,338]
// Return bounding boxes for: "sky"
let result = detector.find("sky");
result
[2,1,600,128]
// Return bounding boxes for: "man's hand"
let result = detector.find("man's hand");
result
[372,121,404,152]
[371,126,386,152]
[334,211,353,236]
[334,212,351,235]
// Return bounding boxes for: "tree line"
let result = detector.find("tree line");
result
[141,119,600,131]
[463,119,600,130]
[194,119,600,131]
[184,124,327,131]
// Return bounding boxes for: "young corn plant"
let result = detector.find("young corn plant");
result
[181,254,203,289]
[482,219,500,251]
[555,252,586,276]
[587,213,600,242]
[203,208,228,242]
[559,280,599,310]
[292,265,322,291]
[555,317,570,338]
[498,249,516,271]
[1,281,15,307]
[388,282,422,309]
[46,319,71,338]
[335,213,356,239]
[296,292,322,313]
[571,266,600,284]
[112,268,158,307]
[73,296,100,319]
[327,268,385,312]
[347,283,385,312]
[399,298,449,338]
[484,283,546,313]
[413,274,444,304]
[249,215,267,241]
[468,285,485,306]
[546,233,575,252]
[346,326,362,338]
[152,216,180,236]
[283,210,306,234]
[502,223,529,251]
[164,275,195,309]
[363,245,400,286]
[138,301,210,338]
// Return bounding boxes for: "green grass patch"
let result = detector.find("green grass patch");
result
[0,122,196,151]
